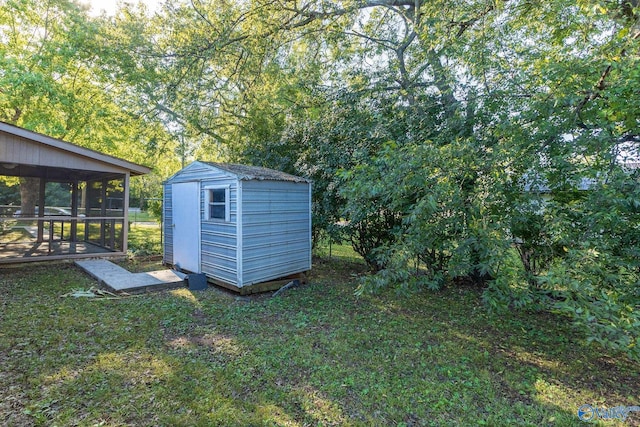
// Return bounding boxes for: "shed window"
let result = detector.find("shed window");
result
[206,187,230,221]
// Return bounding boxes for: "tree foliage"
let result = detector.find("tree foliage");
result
[208,0,640,358]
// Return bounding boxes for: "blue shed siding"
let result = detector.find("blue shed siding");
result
[199,176,238,285]
[240,180,311,285]
[165,162,214,183]
[163,159,217,269]
[164,162,240,286]
[164,161,311,289]
[200,220,237,285]
[163,183,173,265]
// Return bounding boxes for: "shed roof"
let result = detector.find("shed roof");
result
[201,161,311,183]
[0,121,151,180]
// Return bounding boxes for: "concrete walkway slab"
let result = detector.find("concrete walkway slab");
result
[75,259,186,292]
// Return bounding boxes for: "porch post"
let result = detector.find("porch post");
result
[81,183,87,214]
[70,181,78,242]
[122,172,130,253]
[100,179,107,247]
[37,178,45,242]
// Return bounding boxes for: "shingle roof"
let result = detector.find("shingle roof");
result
[202,162,310,183]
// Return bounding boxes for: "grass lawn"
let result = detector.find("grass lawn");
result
[127,223,163,257]
[1,246,639,426]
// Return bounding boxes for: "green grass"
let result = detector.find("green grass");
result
[0,227,30,243]
[127,223,162,256]
[313,239,361,261]
[1,247,639,426]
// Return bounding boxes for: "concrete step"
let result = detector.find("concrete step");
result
[75,259,186,292]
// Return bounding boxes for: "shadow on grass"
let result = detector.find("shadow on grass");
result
[0,260,639,426]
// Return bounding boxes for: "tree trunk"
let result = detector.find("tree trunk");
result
[19,177,40,216]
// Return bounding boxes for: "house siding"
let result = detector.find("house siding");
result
[240,180,311,285]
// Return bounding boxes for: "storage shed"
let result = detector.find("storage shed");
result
[163,161,312,293]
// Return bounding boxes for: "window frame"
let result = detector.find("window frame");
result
[204,185,230,222]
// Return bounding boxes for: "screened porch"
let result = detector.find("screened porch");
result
[0,122,150,263]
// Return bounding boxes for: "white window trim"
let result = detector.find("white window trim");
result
[204,185,230,222]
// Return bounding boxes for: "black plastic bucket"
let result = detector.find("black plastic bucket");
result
[186,273,208,291]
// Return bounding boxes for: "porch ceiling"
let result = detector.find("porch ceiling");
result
[0,121,151,179]
[0,163,124,182]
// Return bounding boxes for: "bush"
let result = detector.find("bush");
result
[544,247,640,360]
[127,226,162,256]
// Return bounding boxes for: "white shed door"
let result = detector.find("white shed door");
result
[172,182,200,273]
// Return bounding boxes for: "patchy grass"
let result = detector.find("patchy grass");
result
[127,224,162,256]
[1,247,639,426]
[0,227,30,243]
[115,255,165,273]
[313,239,361,261]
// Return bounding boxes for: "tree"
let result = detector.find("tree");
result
[0,0,178,214]
[223,0,640,356]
